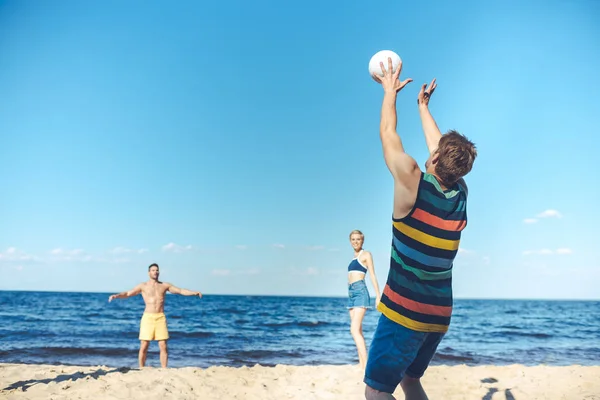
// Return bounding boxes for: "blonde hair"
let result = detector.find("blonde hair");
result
[349,229,364,240]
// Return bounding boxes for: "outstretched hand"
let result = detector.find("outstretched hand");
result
[417,78,437,106]
[108,295,116,302]
[378,57,412,93]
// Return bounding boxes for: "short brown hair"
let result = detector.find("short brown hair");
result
[435,130,477,186]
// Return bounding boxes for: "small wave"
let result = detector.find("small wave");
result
[226,349,304,360]
[493,331,553,339]
[0,330,59,339]
[433,353,478,363]
[169,331,214,339]
[0,346,135,358]
[263,321,334,328]
[499,325,522,330]
[216,308,245,315]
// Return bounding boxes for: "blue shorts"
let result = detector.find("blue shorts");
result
[347,280,371,309]
[364,313,445,393]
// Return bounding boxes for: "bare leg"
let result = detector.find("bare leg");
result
[158,340,168,368]
[400,377,428,400]
[349,307,368,369]
[139,341,149,368]
[365,385,396,400]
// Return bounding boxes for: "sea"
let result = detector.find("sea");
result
[0,291,598,369]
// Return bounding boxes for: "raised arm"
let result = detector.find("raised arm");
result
[417,79,469,193]
[417,79,442,154]
[167,283,202,298]
[377,58,422,218]
[363,251,381,307]
[378,57,420,184]
[108,284,142,302]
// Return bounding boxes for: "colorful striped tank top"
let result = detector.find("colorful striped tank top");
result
[377,172,468,333]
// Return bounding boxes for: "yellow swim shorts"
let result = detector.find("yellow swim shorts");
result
[139,313,169,341]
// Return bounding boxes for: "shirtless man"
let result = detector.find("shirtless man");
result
[108,263,203,368]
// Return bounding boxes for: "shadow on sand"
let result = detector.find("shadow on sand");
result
[481,377,516,400]
[2,366,132,392]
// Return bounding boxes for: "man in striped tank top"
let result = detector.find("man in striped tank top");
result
[364,58,477,400]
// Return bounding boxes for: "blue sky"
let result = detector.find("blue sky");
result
[1,0,598,299]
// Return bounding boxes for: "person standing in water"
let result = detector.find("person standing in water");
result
[108,263,203,369]
[347,229,382,370]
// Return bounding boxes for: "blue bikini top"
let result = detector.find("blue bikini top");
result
[348,250,367,274]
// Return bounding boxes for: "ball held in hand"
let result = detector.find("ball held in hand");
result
[368,50,401,82]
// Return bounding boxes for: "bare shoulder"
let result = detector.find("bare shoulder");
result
[136,282,148,295]
[392,153,421,182]
[361,250,373,264]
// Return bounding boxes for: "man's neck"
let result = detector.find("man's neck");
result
[429,172,449,190]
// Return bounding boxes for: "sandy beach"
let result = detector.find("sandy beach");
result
[0,363,598,400]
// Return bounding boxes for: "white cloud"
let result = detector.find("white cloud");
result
[523,209,563,224]
[537,209,562,219]
[458,248,475,255]
[211,268,260,276]
[306,267,319,275]
[50,248,84,256]
[48,248,91,262]
[109,246,130,255]
[328,248,340,252]
[161,242,194,253]
[555,248,573,255]
[0,247,40,262]
[272,244,285,249]
[523,248,573,256]
[306,245,325,251]
[235,245,248,250]
[0,247,144,265]
[290,267,320,276]
[482,256,491,265]
[241,268,260,275]
[109,247,148,255]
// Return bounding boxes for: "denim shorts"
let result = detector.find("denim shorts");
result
[364,313,445,393]
[347,280,371,309]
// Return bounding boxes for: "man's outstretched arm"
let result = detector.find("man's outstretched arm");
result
[378,58,419,183]
[108,284,142,302]
[417,79,443,154]
[167,284,202,297]
[417,79,468,193]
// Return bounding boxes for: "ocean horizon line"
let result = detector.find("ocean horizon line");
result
[0,289,598,302]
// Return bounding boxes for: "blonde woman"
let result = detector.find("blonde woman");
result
[347,230,381,369]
